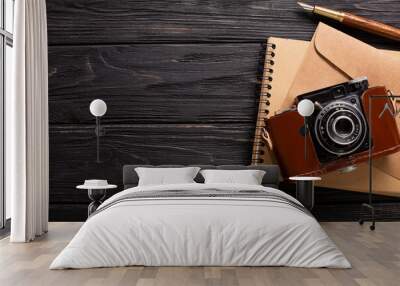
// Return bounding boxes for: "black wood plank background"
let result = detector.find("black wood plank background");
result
[47,0,400,221]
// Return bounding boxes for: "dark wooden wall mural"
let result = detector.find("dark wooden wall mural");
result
[47,0,400,221]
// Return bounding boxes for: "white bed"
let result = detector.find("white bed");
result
[50,183,350,269]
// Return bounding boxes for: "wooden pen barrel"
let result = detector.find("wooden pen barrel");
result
[343,13,400,41]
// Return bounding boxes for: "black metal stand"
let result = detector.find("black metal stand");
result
[95,117,101,163]
[359,202,375,231]
[296,180,315,210]
[358,95,377,231]
[87,189,106,217]
[357,93,400,230]
[359,123,375,230]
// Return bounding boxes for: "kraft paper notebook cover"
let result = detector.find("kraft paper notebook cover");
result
[252,24,400,196]
[251,38,309,165]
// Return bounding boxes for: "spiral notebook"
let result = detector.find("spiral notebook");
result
[251,34,400,196]
[251,37,309,165]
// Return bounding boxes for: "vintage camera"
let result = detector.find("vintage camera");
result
[266,78,400,178]
[298,78,370,163]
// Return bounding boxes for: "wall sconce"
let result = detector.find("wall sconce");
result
[89,99,107,163]
[297,99,315,160]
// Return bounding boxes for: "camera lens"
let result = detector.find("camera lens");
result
[314,100,368,156]
[326,110,361,146]
[333,116,355,138]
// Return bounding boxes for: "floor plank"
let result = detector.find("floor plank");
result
[0,222,399,286]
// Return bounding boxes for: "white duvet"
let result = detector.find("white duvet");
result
[50,183,351,269]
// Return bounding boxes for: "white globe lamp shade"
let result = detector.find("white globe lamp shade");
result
[90,99,107,117]
[297,99,315,117]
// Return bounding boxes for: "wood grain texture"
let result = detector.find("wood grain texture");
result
[46,0,315,45]
[2,222,400,285]
[49,124,253,204]
[47,0,400,221]
[48,44,262,124]
[46,0,400,45]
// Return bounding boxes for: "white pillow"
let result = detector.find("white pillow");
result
[135,167,200,186]
[200,169,266,185]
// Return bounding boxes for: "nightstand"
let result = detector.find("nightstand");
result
[289,176,321,210]
[77,182,117,217]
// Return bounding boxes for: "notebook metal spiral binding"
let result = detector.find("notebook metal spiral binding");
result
[251,41,276,165]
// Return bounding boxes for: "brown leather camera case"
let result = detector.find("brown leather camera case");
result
[266,86,400,178]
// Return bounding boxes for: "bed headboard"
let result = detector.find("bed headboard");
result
[123,165,281,189]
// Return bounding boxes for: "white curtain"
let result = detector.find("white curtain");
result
[8,0,49,242]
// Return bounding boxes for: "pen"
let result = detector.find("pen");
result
[298,2,400,41]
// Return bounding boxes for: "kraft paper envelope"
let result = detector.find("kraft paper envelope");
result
[283,23,400,195]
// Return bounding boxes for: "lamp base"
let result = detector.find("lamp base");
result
[358,203,375,231]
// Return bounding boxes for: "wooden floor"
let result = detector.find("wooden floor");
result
[0,222,399,286]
